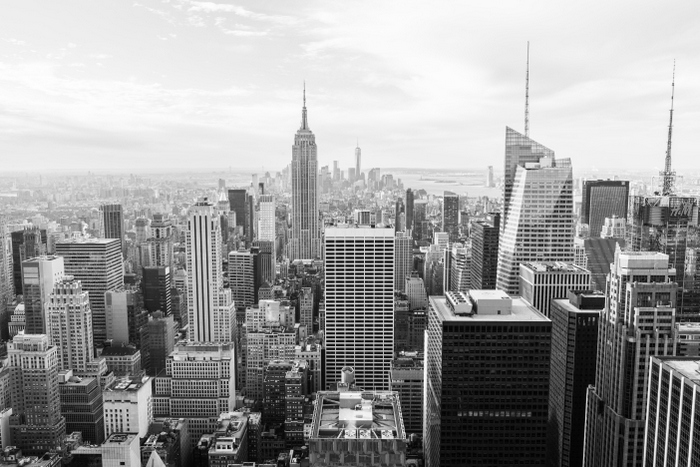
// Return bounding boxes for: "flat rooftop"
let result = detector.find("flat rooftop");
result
[105,377,149,392]
[311,390,406,441]
[324,227,395,238]
[521,261,587,273]
[104,433,139,445]
[56,237,119,245]
[430,295,549,323]
[654,357,700,385]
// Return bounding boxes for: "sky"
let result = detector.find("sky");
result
[1,1,699,173]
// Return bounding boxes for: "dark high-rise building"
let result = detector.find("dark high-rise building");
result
[425,291,551,467]
[227,189,247,232]
[405,189,414,236]
[548,291,602,467]
[59,372,105,444]
[228,248,259,309]
[56,237,124,344]
[289,87,320,261]
[10,227,46,295]
[581,180,629,238]
[389,354,424,436]
[442,191,459,242]
[252,240,274,285]
[100,204,125,257]
[583,249,677,467]
[8,333,66,456]
[142,266,172,315]
[263,360,294,425]
[141,311,175,376]
[21,255,64,335]
[470,213,500,290]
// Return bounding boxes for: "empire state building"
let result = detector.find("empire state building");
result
[288,87,320,260]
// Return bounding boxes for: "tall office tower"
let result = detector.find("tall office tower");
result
[11,227,47,295]
[442,191,460,242]
[21,255,64,335]
[186,199,235,343]
[284,360,310,448]
[246,189,255,244]
[445,242,470,293]
[425,292,551,467]
[103,376,153,438]
[141,312,174,376]
[252,240,274,285]
[496,156,575,296]
[58,371,105,444]
[142,266,172,315]
[581,180,629,238]
[486,165,494,187]
[548,291,603,467]
[395,198,405,232]
[100,204,125,257]
[288,88,320,261]
[355,143,361,181]
[502,127,555,225]
[324,227,394,390]
[299,287,314,333]
[395,232,412,292]
[146,213,174,270]
[56,238,124,344]
[405,189,415,235]
[406,272,428,310]
[152,342,236,451]
[519,261,591,318]
[389,353,424,435]
[296,337,323,393]
[257,194,276,242]
[413,200,427,242]
[262,360,295,425]
[8,333,66,456]
[46,277,95,371]
[105,289,148,346]
[134,217,150,245]
[583,249,678,467]
[228,249,258,308]
[227,188,247,235]
[644,356,700,466]
[0,218,13,339]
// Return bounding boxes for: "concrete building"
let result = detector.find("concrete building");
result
[55,237,124,344]
[21,255,64,335]
[309,378,406,467]
[145,213,174,270]
[583,248,678,467]
[519,261,591,317]
[103,376,153,438]
[389,353,423,435]
[100,345,142,377]
[102,433,141,467]
[47,277,94,372]
[295,337,323,394]
[405,272,428,311]
[324,227,394,390]
[394,232,412,292]
[257,194,276,243]
[7,333,66,456]
[548,291,603,467]
[186,199,235,344]
[425,292,551,467]
[445,242,469,294]
[644,357,700,467]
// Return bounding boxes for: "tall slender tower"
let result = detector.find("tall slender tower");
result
[355,140,361,182]
[289,85,320,260]
[186,199,235,343]
[22,255,64,335]
[660,61,676,196]
[324,227,394,390]
[100,204,125,258]
[257,194,276,242]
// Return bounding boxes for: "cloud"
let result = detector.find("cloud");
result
[214,17,268,36]
[186,1,297,25]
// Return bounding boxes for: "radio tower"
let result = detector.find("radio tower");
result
[524,41,530,137]
[660,61,676,196]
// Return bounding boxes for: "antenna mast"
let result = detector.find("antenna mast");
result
[524,41,530,137]
[660,61,676,196]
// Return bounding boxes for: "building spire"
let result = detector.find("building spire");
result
[524,41,530,137]
[660,60,676,196]
[301,81,309,130]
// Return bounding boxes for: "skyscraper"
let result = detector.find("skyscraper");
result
[425,292,551,466]
[445,242,470,293]
[394,231,412,292]
[548,291,602,467]
[519,261,591,318]
[228,248,258,309]
[21,255,64,335]
[257,194,276,242]
[47,277,95,372]
[11,227,46,295]
[142,265,172,315]
[497,152,574,296]
[56,237,124,344]
[355,142,361,181]
[289,88,320,261]
[502,126,555,224]
[8,333,66,456]
[324,227,394,390]
[405,189,414,235]
[186,199,235,344]
[470,213,500,289]
[100,204,125,257]
[583,248,678,467]
[145,213,173,270]
[0,217,13,340]
[442,191,459,242]
[581,180,629,238]
[227,189,247,234]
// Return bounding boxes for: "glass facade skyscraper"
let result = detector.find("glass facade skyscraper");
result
[581,180,629,238]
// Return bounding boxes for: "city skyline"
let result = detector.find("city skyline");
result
[0,1,699,172]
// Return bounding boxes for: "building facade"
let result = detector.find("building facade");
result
[519,261,591,318]
[581,180,629,238]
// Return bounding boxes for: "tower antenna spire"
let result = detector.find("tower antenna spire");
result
[661,60,676,196]
[524,41,530,137]
[301,81,308,130]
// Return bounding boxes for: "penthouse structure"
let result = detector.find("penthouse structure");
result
[519,261,591,317]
